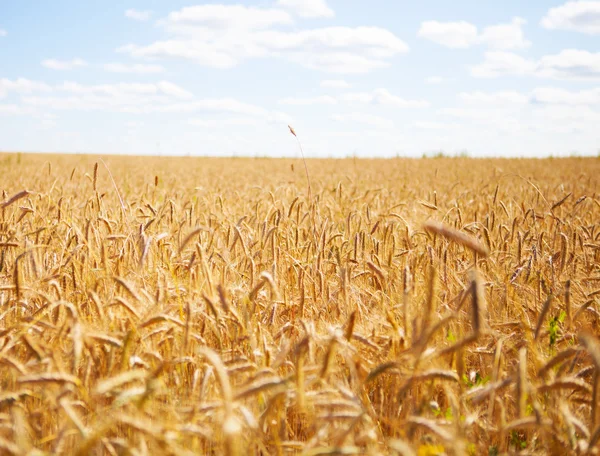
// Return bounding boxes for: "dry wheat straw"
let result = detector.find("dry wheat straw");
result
[424,220,489,257]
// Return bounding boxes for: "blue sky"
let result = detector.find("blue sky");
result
[1,0,599,157]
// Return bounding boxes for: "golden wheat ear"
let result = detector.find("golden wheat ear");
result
[287,124,312,201]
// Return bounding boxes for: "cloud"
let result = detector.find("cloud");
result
[57,81,183,97]
[118,5,409,73]
[188,117,260,128]
[537,49,600,79]
[12,80,194,114]
[331,112,394,128]
[418,21,477,48]
[125,9,153,21]
[458,90,529,105]
[0,29,6,37]
[414,121,459,130]
[278,89,428,107]
[156,98,269,116]
[339,88,430,108]
[45,60,165,74]
[42,58,87,70]
[20,93,273,117]
[418,17,530,49]
[12,78,290,126]
[166,102,292,124]
[0,78,50,93]
[479,17,530,49]
[0,104,35,115]
[541,1,600,34]
[166,5,293,30]
[438,107,518,122]
[0,78,52,99]
[279,95,337,105]
[39,114,57,129]
[320,79,351,89]
[118,42,241,69]
[436,88,600,142]
[437,90,529,126]
[437,97,600,142]
[276,0,334,18]
[156,81,193,99]
[425,76,444,84]
[284,46,400,73]
[532,87,600,105]
[339,92,372,103]
[455,88,600,107]
[471,49,600,79]
[125,120,144,128]
[470,51,537,77]
[103,63,165,73]
[528,105,600,133]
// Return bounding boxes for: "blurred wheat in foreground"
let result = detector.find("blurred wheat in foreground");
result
[0,153,599,455]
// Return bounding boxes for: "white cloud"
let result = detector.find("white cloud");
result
[479,17,530,49]
[450,88,600,108]
[470,51,536,77]
[156,81,193,99]
[279,95,337,105]
[276,0,334,18]
[372,88,430,107]
[436,88,600,144]
[331,112,394,128]
[125,121,144,128]
[425,76,444,84]
[118,42,241,69]
[320,79,351,89]
[418,21,478,48]
[458,90,529,105]
[42,58,87,70]
[339,92,372,103]
[414,121,459,130]
[285,48,397,73]
[0,29,7,37]
[260,27,408,55]
[263,111,294,125]
[168,102,292,125]
[340,88,430,108]
[541,1,600,34]
[471,49,600,79]
[438,90,530,128]
[19,92,284,120]
[532,87,600,105]
[279,89,428,107]
[537,49,600,79]
[529,105,600,133]
[156,98,268,116]
[437,103,600,144]
[45,60,165,74]
[103,63,165,73]
[40,115,57,129]
[418,17,530,49]
[438,107,519,124]
[13,80,196,114]
[0,78,52,99]
[166,5,293,30]
[0,104,35,115]
[119,5,409,74]
[125,9,153,21]
[188,117,260,127]
[57,81,175,97]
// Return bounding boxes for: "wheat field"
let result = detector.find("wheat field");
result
[0,152,599,455]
